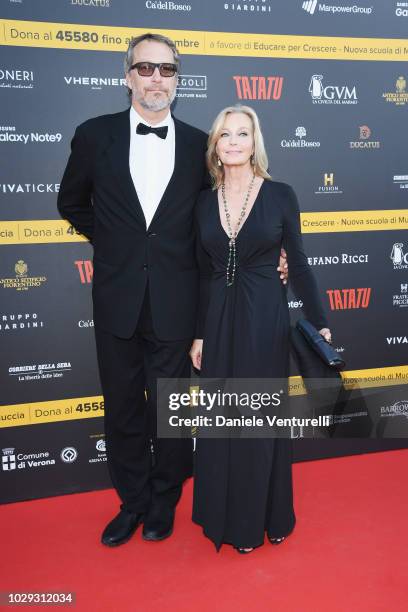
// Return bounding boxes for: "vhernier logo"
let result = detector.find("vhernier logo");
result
[64,76,126,90]
[0,261,47,291]
[309,75,358,104]
[390,243,408,269]
[281,126,320,149]
[233,76,283,100]
[326,288,371,310]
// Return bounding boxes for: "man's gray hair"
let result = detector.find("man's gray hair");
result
[124,32,180,74]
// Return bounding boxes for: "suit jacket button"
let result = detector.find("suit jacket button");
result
[147,232,156,238]
[143,264,148,270]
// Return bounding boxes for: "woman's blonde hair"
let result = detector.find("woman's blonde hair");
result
[206,104,271,189]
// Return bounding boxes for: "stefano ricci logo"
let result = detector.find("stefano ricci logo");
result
[302,1,373,15]
[281,126,320,149]
[309,74,358,104]
[223,0,273,13]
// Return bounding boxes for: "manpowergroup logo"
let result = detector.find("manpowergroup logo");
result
[315,172,343,194]
[0,261,47,291]
[349,125,380,149]
[281,126,320,149]
[0,313,45,332]
[0,68,34,89]
[8,361,72,382]
[302,1,373,15]
[309,75,358,105]
[64,75,126,90]
[326,288,371,310]
[382,76,408,106]
[176,75,207,99]
[233,76,283,100]
[395,2,408,17]
[0,126,62,144]
[390,243,408,269]
[223,0,273,13]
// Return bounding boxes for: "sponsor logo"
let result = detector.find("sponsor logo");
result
[386,336,408,344]
[308,253,368,265]
[396,2,408,17]
[64,76,126,90]
[176,74,207,99]
[78,319,94,328]
[0,126,62,144]
[382,76,408,106]
[393,174,408,189]
[0,313,45,332]
[315,172,343,194]
[8,362,72,382]
[391,243,408,269]
[309,74,358,104]
[281,126,321,149]
[223,0,273,12]
[233,75,283,100]
[60,447,78,463]
[75,260,93,284]
[2,447,56,471]
[70,0,111,6]
[0,261,47,291]
[380,400,408,418]
[89,436,107,463]
[326,288,371,310]
[0,183,60,194]
[302,1,373,15]
[349,125,380,149]
[393,283,408,308]
[0,68,34,89]
[288,299,303,309]
[145,1,192,10]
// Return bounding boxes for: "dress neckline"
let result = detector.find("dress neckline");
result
[215,178,265,242]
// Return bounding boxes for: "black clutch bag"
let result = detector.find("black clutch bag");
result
[296,319,345,371]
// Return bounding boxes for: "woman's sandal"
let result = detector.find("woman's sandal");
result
[234,547,254,554]
[267,535,286,545]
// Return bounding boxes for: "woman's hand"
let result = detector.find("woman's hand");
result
[277,247,288,285]
[319,328,332,343]
[190,339,203,370]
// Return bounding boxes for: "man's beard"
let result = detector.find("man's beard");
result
[134,86,177,111]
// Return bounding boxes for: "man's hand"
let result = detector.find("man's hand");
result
[277,247,288,285]
[190,339,203,370]
[319,328,332,343]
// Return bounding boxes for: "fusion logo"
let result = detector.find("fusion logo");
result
[393,283,408,308]
[393,174,408,190]
[281,126,320,149]
[326,288,371,310]
[302,1,373,15]
[382,76,408,106]
[223,0,273,13]
[0,68,34,89]
[309,75,358,105]
[176,75,207,99]
[75,260,93,284]
[386,336,408,345]
[315,172,343,194]
[2,448,16,471]
[396,2,408,17]
[0,261,47,291]
[64,76,126,90]
[233,76,283,100]
[0,126,62,144]
[349,125,380,149]
[390,243,408,269]
[145,1,192,10]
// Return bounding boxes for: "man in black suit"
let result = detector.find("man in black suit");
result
[58,33,208,546]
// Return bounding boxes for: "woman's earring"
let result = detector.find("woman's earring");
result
[250,154,255,166]
[217,157,222,167]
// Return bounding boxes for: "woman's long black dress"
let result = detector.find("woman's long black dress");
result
[192,179,328,551]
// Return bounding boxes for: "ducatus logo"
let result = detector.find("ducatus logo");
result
[233,76,283,100]
[326,288,371,310]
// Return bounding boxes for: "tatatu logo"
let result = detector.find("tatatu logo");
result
[392,283,408,308]
[390,243,408,269]
[233,76,283,100]
[382,76,408,106]
[176,75,207,99]
[223,0,272,13]
[281,126,321,149]
[315,172,343,194]
[64,76,126,90]
[0,126,62,144]
[2,448,16,471]
[0,261,47,291]
[326,288,371,310]
[75,260,93,284]
[393,175,408,190]
[302,1,373,15]
[0,69,34,89]
[309,75,358,104]
[396,2,408,17]
[349,125,380,149]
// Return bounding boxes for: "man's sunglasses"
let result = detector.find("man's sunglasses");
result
[129,62,178,77]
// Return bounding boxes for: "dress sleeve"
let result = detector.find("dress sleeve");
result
[194,192,213,338]
[281,184,329,330]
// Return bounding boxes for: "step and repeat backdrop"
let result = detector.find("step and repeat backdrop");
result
[1,0,407,503]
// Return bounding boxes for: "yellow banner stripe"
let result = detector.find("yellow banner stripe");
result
[0,220,88,245]
[1,365,407,428]
[1,20,408,61]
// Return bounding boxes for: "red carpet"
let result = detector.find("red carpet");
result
[2,449,406,612]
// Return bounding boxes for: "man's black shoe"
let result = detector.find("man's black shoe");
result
[101,510,144,547]
[142,507,175,541]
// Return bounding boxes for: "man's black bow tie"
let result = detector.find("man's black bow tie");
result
[136,122,168,139]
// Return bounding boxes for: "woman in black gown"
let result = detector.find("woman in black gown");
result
[190,105,331,553]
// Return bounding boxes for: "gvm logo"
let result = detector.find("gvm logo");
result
[233,76,283,100]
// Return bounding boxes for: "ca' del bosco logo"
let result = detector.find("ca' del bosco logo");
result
[382,76,408,106]
[0,260,47,291]
[326,288,372,310]
[233,75,283,100]
[309,74,358,104]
